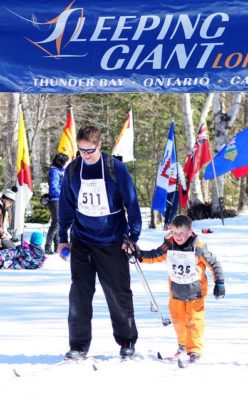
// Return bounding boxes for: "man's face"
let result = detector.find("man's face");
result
[77,139,101,165]
[170,225,192,245]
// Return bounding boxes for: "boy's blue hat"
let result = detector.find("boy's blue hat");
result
[30,232,43,246]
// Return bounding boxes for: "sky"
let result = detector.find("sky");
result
[0,212,247,400]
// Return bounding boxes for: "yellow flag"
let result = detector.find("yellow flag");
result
[57,108,76,159]
[14,106,33,235]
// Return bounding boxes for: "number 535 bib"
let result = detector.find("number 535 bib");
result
[167,250,199,284]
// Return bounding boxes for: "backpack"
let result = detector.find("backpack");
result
[68,154,117,184]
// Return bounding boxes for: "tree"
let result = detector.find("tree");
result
[182,93,213,206]
[238,93,248,211]
[5,93,20,188]
[211,92,243,215]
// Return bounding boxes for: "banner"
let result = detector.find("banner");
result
[57,107,77,159]
[1,1,248,94]
[112,110,134,162]
[14,106,33,236]
[204,127,248,180]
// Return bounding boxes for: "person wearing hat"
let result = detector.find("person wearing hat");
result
[0,231,45,270]
[0,188,17,249]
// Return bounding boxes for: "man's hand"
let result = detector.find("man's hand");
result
[122,235,142,260]
[58,243,70,259]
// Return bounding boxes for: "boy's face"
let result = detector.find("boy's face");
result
[170,224,192,245]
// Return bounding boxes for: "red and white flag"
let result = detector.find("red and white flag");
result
[14,106,33,235]
[183,123,211,183]
[112,110,135,162]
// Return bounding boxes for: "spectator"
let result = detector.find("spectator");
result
[0,188,17,249]
[45,153,69,255]
[0,231,45,269]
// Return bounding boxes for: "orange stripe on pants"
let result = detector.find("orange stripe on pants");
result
[168,297,205,355]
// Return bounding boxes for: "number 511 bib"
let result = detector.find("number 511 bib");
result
[167,250,199,284]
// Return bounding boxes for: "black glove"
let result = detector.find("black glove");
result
[123,235,143,261]
[213,281,225,299]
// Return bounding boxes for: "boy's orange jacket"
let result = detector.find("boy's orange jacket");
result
[141,233,224,301]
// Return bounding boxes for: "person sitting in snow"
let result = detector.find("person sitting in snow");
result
[0,231,45,270]
[0,187,18,249]
[137,214,225,363]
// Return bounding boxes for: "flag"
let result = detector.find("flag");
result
[204,127,248,180]
[152,121,179,217]
[232,165,248,179]
[112,109,135,162]
[57,107,76,159]
[183,123,211,183]
[14,106,33,236]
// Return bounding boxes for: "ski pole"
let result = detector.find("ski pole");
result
[130,255,171,327]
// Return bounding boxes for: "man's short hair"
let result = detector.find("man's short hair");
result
[171,214,192,229]
[76,126,101,145]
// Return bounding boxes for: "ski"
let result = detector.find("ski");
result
[178,356,200,368]
[157,351,182,363]
[13,357,98,377]
[178,358,189,368]
[120,352,145,363]
[120,354,135,362]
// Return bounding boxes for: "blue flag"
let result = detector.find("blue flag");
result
[204,127,248,180]
[152,121,179,216]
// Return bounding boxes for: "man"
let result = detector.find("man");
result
[58,125,142,360]
[0,188,17,249]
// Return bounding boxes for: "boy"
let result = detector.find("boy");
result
[139,214,225,362]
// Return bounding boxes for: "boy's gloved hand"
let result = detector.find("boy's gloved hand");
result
[213,281,225,299]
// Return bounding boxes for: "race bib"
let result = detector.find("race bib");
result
[78,178,110,217]
[167,250,199,284]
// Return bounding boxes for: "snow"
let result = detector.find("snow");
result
[0,213,248,399]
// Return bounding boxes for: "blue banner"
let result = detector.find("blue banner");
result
[1,1,248,93]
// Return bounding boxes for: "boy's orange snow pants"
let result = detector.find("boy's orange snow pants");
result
[168,297,205,355]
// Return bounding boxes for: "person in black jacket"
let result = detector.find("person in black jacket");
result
[45,153,69,255]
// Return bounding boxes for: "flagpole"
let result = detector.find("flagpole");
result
[207,124,225,226]
[18,102,24,244]
[209,155,225,225]
[198,121,225,225]
[173,120,180,215]
[132,107,137,185]
[173,119,179,190]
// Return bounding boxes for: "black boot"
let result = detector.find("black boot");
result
[120,341,135,357]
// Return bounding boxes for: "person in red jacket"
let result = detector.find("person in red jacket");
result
[139,214,225,363]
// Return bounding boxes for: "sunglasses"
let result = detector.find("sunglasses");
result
[77,146,97,155]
